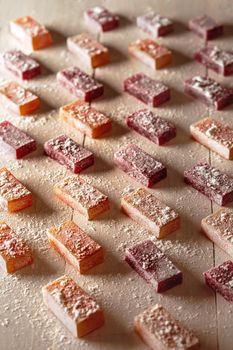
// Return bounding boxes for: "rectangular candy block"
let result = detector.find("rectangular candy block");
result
[121,188,180,238]
[201,208,233,258]
[126,109,176,145]
[135,304,199,350]
[0,81,40,115]
[129,38,172,69]
[204,261,233,302]
[0,167,32,212]
[10,16,53,51]
[1,50,41,80]
[190,117,233,160]
[60,100,112,138]
[184,163,233,206]
[114,144,166,187]
[125,240,182,293]
[85,6,119,32]
[0,121,37,159]
[44,134,94,173]
[194,47,233,76]
[54,175,109,220]
[137,12,174,37]
[184,76,233,110]
[57,66,104,102]
[67,33,110,68]
[0,221,33,273]
[42,275,104,337]
[47,221,104,273]
[188,15,223,40]
[124,73,170,107]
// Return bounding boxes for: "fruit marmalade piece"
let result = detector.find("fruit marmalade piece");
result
[201,208,233,258]
[67,33,110,68]
[54,175,109,220]
[204,260,233,303]
[42,275,104,337]
[84,6,119,32]
[0,121,37,159]
[184,163,233,206]
[190,117,233,160]
[125,239,182,293]
[60,100,112,138]
[126,109,176,145]
[10,16,53,51]
[0,167,32,212]
[0,80,40,115]
[184,76,233,110]
[0,221,33,273]
[134,304,199,350]
[137,12,174,37]
[129,38,172,69]
[188,15,223,40]
[114,143,166,187]
[57,66,104,102]
[121,188,180,238]
[47,221,104,273]
[194,46,233,76]
[124,73,170,107]
[1,49,41,80]
[44,134,94,173]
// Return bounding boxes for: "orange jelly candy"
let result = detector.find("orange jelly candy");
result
[129,38,172,69]
[0,167,32,212]
[0,221,33,273]
[42,275,104,337]
[0,81,40,116]
[10,16,53,51]
[47,221,104,273]
[54,175,109,220]
[60,99,112,138]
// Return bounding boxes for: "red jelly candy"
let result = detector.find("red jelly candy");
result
[189,15,223,40]
[85,6,119,32]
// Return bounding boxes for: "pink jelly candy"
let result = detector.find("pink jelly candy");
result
[0,121,36,159]
[114,143,166,187]
[184,162,233,206]
[125,239,182,293]
[44,134,94,173]
[126,109,176,145]
[57,66,104,102]
[137,12,174,37]
[184,76,233,110]
[189,15,223,40]
[194,46,233,76]
[204,260,233,302]
[1,50,41,80]
[85,6,119,32]
[124,73,170,107]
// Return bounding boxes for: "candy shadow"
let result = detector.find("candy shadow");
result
[107,45,128,65]
[164,88,192,108]
[118,14,132,30]
[171,49,191,68]
[20,249,58,277]
[49,28,67,47]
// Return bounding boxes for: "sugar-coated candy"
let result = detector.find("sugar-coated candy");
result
[44,134,94,173]
[42,275,104,337]
[126,109,176,145]
[124,73,170,107]
[47,221,104,273]
[54,175,109,220]
[0,221,33,273]
[125,239,182,292]
[60,100,112,138]
[57,66,104,102]
[0,121,36,159]
[67,33,110,68]
[114,143,167,187]
[0,167,32,212]
[137,12,174,37]
[184,163,233,206]
[10,16,53,51]
[189,15,223,40]
[85,6,119,32]
[121,188,180,238]
[0,80,40,115]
